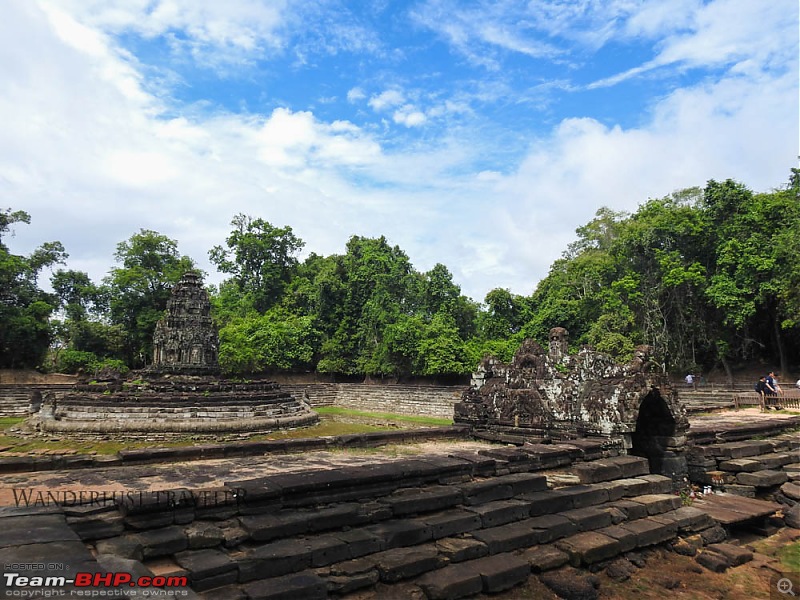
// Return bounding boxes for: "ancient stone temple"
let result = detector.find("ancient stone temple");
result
[454,328,689,482]
[150,271,219,375]
[31,272,319,438]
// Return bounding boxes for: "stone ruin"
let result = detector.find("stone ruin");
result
[454,328,689,482]
[150,271,219,375]
[32,272,319,437]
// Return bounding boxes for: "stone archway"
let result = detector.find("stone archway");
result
[630,389,687,481]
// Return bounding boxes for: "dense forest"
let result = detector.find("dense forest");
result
[2,172,798,381]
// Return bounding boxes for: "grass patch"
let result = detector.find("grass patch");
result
[0,411,403,455]
[251,419,388,440]
[314,406,452,426]
[780,541,800,572]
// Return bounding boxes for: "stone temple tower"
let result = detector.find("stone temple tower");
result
[151,272,220,375]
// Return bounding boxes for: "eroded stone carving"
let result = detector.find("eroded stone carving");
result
[150,272,219,375]
[455,328,688,481]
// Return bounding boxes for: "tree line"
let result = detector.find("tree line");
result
[2,171,798,381]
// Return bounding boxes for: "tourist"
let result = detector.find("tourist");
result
[685,373,694,388]
[769,371,784,396]
[755,376,768,411]
[796,377,800,389]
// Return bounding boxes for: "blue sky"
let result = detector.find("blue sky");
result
[2,0,797,301]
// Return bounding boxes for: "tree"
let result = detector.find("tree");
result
[218,308,321,374]
[105,230,194,367]
[209,214,304,313]
[0,209,67,368]
[317,236,418,377]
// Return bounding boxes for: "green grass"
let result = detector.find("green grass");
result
[780,541,800,572]
[0,408,448,455]
[314,406,453,426]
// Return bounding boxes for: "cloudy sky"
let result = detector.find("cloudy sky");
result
[2,0,797,302]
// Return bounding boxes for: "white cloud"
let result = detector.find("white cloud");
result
[392,106,427,128]
[1,0,796,305]
[346,87,366,102]
[368,89,405,112]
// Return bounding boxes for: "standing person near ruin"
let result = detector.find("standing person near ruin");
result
[755,376,768,411]
[685,373,694,388]
[769,371,784,396]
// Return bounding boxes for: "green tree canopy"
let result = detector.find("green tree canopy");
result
[105,229,194,367]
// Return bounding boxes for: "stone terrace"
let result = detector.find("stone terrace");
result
[0,443,735,599]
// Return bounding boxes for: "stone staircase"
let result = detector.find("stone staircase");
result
[51,446,732,599]
[687,432,800,503]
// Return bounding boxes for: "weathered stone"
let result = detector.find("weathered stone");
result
[305,535,351,567]
[725,484,756,498]
[435,537,488,563]
[539,567,599,600]
[781,482,800,501]
[527,514,579,543]
[417,561,483,600]
[522,544,570,572]
[784,504,800,529]
[95,536,144,561]
[637,475,674,494]
[524,490,573,516]
[137,526,188,559]
[470,553,530,593]
[421,509,482,539]
[597,525,637,553]
[736,470,788,487]
[718,458,762,472]
[604,456,650,478]
[66,513,124,541]
[695,549,730,573]
[700,525,727,545]
[174,548,235,581]
[149,271,219,375]
[662,506,715,532]
[608,500,649,521]
[464,499,530,528]
[185,522,224,549]
[618,518,676,547]
[471,521,540,554]
[454,334,689,484]
[364,518,432,549]
[556,485,610,509]
[574,461,623,484]
[629,494,682,516]
[242,571,327,600]
[239,511,309,542]
[325,570,380,595]
[605,557,636,581]
[557,532,621,566]
[669,538,698,556]
[372,545,444,582]
[458,479,513,505]
[382,486,462,516]
[706,543,753,566]
[561,507,614,532]
[332,529,383,558]
[239,539,312,582]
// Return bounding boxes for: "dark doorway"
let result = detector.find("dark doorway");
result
[630,390,676,475]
